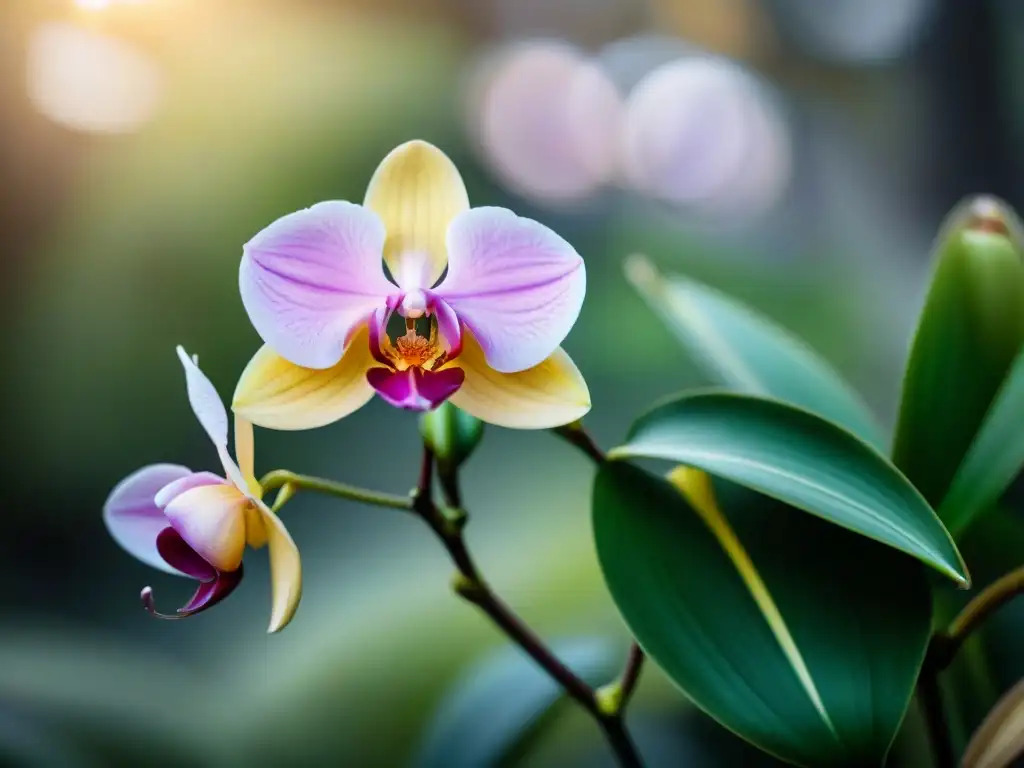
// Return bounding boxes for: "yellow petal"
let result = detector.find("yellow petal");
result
[363,140,469,287]
[244,501,268,549]
[257,500,302,633]
[448,332,591,429]
[232,325,375,431]
[234,413,259,487]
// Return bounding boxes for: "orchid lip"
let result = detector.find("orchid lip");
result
[141,527,245,620]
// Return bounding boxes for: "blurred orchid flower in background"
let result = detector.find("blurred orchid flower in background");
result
[233,140,591,430]
[103,348,301,633]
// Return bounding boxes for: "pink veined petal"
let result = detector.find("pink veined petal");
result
[240,201,395,369]
[368,303,396,367]
[434,207,586,373]
[163,484,249,573]
[367,366,465,411]
[104,464,193,576]
[154,471,226,509]
[428,293,463,358]
[177,346,230,450]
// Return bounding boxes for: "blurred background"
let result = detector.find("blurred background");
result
[2,0,1023,765]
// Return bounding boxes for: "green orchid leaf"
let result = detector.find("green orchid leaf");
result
[610,391,967,584]
[940,347,1024,537]
[624,253,884,449]
[414,638,618,768]
[892,197,1024,510]
[592,463,933,767]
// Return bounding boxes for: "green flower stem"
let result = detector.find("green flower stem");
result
[259,470,412,512]
[420,447,644,768]
[931,564,1024,670]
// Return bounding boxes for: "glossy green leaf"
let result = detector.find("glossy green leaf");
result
[892,196,1024,509]
[940,347,1024,537]
[624,253,884,449]
[593,463,933,767]
[414,638,618,768]
[609,392,968,585]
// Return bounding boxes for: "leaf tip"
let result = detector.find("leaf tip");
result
[623,253,662,293]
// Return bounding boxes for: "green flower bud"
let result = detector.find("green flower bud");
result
[893,196,1024,509]
[420,402,484,470]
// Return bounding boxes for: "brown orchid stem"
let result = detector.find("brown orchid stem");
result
[551,421,648,705]
[257,432,645,766]
[931,564,1024,671]
[914,566,1024,767]
[917,673,955,768]
[420,447,644,768]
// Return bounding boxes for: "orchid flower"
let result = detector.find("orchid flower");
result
[102,348,301,633]
[232,140,591,431]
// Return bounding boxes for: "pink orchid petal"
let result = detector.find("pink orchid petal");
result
[428,294,462,358]
[434,207,585,373]
[240,201,394,369]
[154,471,225,509]
[366,366,465,411]
[368,303,396,367]
[103,464,193,576]
[163,484,249,573]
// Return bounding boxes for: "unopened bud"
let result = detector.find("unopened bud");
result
[420,401,484,470]
[893,195,1024,508]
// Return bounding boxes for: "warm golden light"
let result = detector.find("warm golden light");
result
[27,22,163,134]
[74,0,114,10]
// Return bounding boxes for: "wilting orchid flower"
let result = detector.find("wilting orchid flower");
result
[103,348,301,633]
[233,140,591,431]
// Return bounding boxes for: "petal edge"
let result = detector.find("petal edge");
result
[448,333,590,428]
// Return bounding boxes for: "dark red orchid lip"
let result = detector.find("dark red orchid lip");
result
[140,527,244,620]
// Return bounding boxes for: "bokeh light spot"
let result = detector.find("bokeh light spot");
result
[27,22,163,135]
[468,41,623,204]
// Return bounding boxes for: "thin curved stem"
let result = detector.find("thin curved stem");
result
[552,421,607,464]
[421,447,644,767]
[617,643,646,710]
[928,564,1024,673]
[259,469,412,511]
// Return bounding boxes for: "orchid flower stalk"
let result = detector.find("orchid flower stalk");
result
[101,140,647,767]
